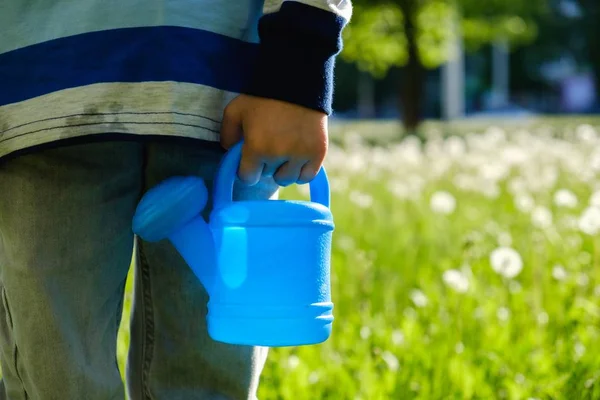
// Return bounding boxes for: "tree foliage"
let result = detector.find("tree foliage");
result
[341,0,549,77]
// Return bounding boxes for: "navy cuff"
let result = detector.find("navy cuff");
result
[244,2,348,115]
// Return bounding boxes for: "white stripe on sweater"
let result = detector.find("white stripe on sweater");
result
[263,0,353,22]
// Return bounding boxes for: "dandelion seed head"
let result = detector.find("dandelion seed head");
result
[497,307,511,322]
[360,326,371,340]
[515,194,535,213]
[531,206,553,229]
[349,190,373,209]
[442,269,470,293]
[287,355,300,369]
[490,247,523,279]
[430,191,456,215]
[578,206,600,235]
[552,265,568,281]
[577,272,590,287]
[574,342,586,360]
[554,189,578,208]
[381,351,400,372]
[409,289,428,308]
[392,330,405,346]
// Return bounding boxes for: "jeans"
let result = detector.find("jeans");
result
[0,139,277,400]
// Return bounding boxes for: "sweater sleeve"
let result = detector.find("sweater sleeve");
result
[243,1,353,115]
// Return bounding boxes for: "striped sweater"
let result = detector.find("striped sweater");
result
[0,0,352,159]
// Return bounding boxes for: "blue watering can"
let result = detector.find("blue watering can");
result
[131,141,335,347]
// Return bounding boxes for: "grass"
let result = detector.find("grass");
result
[87,118,600,398]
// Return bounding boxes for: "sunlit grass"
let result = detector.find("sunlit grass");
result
[110,119,600,399]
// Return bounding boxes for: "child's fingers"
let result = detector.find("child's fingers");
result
[274,160,306,187]
[298,161,321,184]
[238,147,263,186]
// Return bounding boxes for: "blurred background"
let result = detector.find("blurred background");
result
[333,0,599,126]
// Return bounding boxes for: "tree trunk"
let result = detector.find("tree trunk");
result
[398,0,425,133]
[358,70,376,118]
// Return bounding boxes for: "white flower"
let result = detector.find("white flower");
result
[579,206,600,235]
[287,355,300,369]
[531,206,553,229]
[508,177,528,194]
[481,183,500,199]
[497,307,511,322]
[552,265,568,281]
[490,247,523,279]
[349,190,373,209]
[360,326,371,340]
[590,190,600,207]
[537,311,549,325]
[381,351,400,372]
[574,342,586,360]
[430,191,456,215]
[409,289,428,308]
[514,194,535,213]
[391,330,405,346]
[308,371,320,384]
[442,269,470,293]
[331,176,349,193]
[479,163,508,182]
[337,235,355,251]
[577,272,589,287]
[444,136,467,157]
[554,189,578,208]
[592,150,600,171]
[576,124,597,142]
[346,153,366,172]
[453,174,476,191]
[455,342,465,354]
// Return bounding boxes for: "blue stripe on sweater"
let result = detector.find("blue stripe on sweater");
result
[0,26,259,107]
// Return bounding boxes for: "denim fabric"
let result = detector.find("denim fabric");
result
[0,140,277,399]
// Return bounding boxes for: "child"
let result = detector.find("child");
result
[0,0,352,399]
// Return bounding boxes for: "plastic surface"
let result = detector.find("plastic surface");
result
[132,176,208,242]
[132,141,335,347]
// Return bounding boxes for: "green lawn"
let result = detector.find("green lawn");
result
[113,118,600,399]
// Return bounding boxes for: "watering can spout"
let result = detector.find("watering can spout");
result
[131,176,217,294]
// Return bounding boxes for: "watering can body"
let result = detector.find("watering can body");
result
[132,142,335,347]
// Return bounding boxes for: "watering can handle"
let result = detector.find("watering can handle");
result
[213,141,330,209]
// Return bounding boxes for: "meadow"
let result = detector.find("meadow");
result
[113,118,600,399]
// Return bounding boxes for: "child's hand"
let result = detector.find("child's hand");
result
[220,94,328,187]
